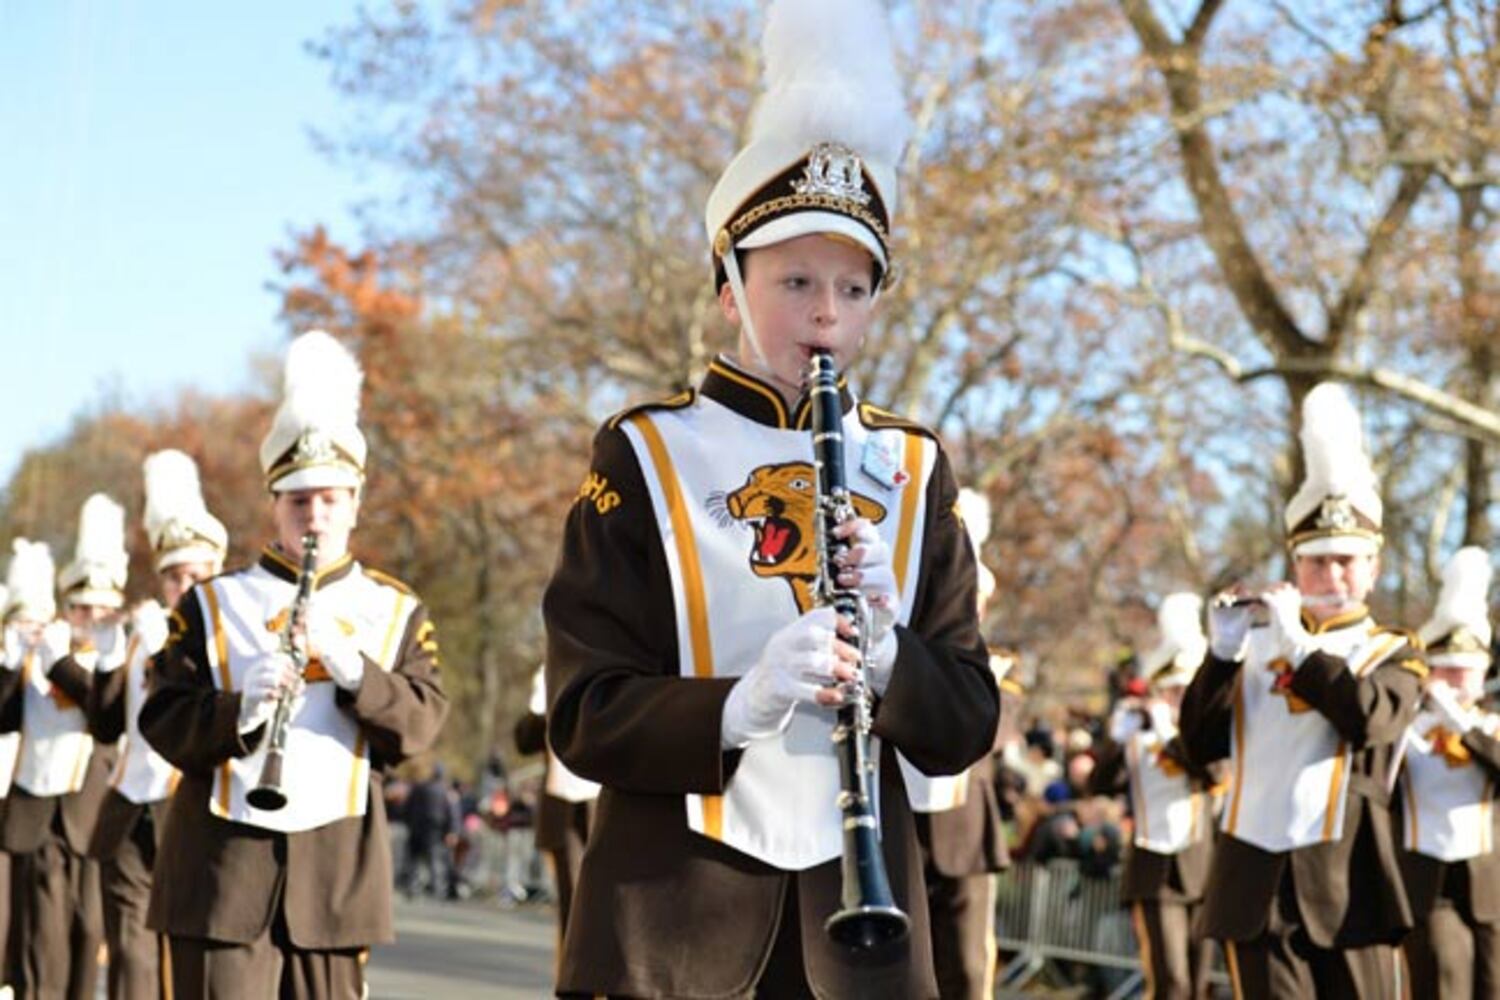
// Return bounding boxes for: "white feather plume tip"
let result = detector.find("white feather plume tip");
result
[1299,383,1374,497]
[5,539,56,619]
[957,487,992,555]
[143,450,206,533]
[750,0,910,167]
[1420,546,1494,647]
[75,493,127,570]
[282,330,363,430]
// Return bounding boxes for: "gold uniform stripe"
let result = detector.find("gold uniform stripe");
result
[201,583,234,816]
[708,361,789,428]
[110,634,143,790]
[379,593,409,668]
[1225,940,1244,1000]
[628,413,721,839]
[1131,903,1156,997]
[892,435,926,595]
[1227,677,1247,835]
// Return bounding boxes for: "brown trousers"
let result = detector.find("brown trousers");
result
[101,812,159,1000]
[926,871,995,1000]
[1224,935,1399,999]
[1404,904,1500,999]
[14,829,102,1000]
[1132,900,1212,1000]
[165,926,365,1000]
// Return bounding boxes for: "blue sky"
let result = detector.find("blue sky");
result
[0,0,380,482]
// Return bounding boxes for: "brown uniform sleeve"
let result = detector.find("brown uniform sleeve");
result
[138,587,256,775]
[1461,723,1500,776]
[544,423,741,797]
[1178,653,1238,766]
[1288,643,1423,748]
[1089,739,1129,796]
[0,664,21,733]
[513,711,546,757]
[91,664,129,744]
[872,447,999,777]
[336,600,448,769]
[46,655,94,710]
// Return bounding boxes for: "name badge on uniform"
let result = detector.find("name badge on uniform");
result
[861,432,908,490]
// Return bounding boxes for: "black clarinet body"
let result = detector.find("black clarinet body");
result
[246,532,319,812]
[806,349,910,951]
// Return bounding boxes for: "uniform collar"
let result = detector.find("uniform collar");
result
[1301,604,1372,635]
[258,544,357,590]
[701,355,854,430]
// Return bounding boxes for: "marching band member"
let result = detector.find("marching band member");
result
[902,487,1009,1000]
[0,576,27,991]
[1178,383,1425,998]
[1092,593,1216,1000]
[86,451,228,999]
[1,497,130,1000]
[1398,546,1500,997]
[512,665,597,953]
[140,331,449,998]
[542,1,998,995]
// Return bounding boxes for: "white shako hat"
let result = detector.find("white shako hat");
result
[1142,592,1207,688]
[259,330,366,493]
[3,540,56,623]
[957,487,996,607]
[143,450,228,573]
[1419,546,1493,671]
[58,493,128,609]
[1284,383,1383,557]
[704,0,910,364]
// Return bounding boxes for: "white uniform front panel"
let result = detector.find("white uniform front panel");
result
[1401,710,1498,862]
[1128,728,1205,854]
[197,563,414,834]
[624,395,932,870]
[0,733,19,799]
[1223,621,1404,852]
[110,631,180,804]
[15,621,101,797]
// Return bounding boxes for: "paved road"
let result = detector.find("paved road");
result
[366,897,557,999]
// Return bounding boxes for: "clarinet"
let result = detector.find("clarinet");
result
[246,532,319,811]
[806,349,910,951]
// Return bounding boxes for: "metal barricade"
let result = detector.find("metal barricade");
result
[996,859,1143,999]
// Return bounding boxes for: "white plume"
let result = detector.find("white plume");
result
[1300,384,1371,493]
[1144,591,1207,678]
[1420,546,1494,647]
[143,449,207,538]
[281,330,362,432]
[750,0,911,168]
[957,487,992,556]
[74,493,128,575]
[5,539,55,620]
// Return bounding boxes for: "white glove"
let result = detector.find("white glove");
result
[1263,584,1316,667]
[1426,681,1476,735]
[721,607,847,748]
[132,601,170,655]
[307,611,365,691]
[238,652,299,734]
[3,624,35,669]
[1207,593,1253,661]
[1108,703,1144,743]
[1148,700,1177,738]
[835,518,899,689]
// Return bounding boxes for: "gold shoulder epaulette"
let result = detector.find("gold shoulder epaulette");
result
[1375,625,1422,650]
[1397,657,1430,679]
[363,567,415,596]
[607,389,696,431]
[856,402,938,442]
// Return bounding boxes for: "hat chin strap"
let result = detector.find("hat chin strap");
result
[722,246,771,376]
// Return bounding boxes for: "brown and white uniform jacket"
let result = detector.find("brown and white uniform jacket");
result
[543,359,999,999]
[1397,709,1500,924]
[1092,729,1215,904]
[140,548,448,949]
[1178,608,1424,947]
[0,621,118,856]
